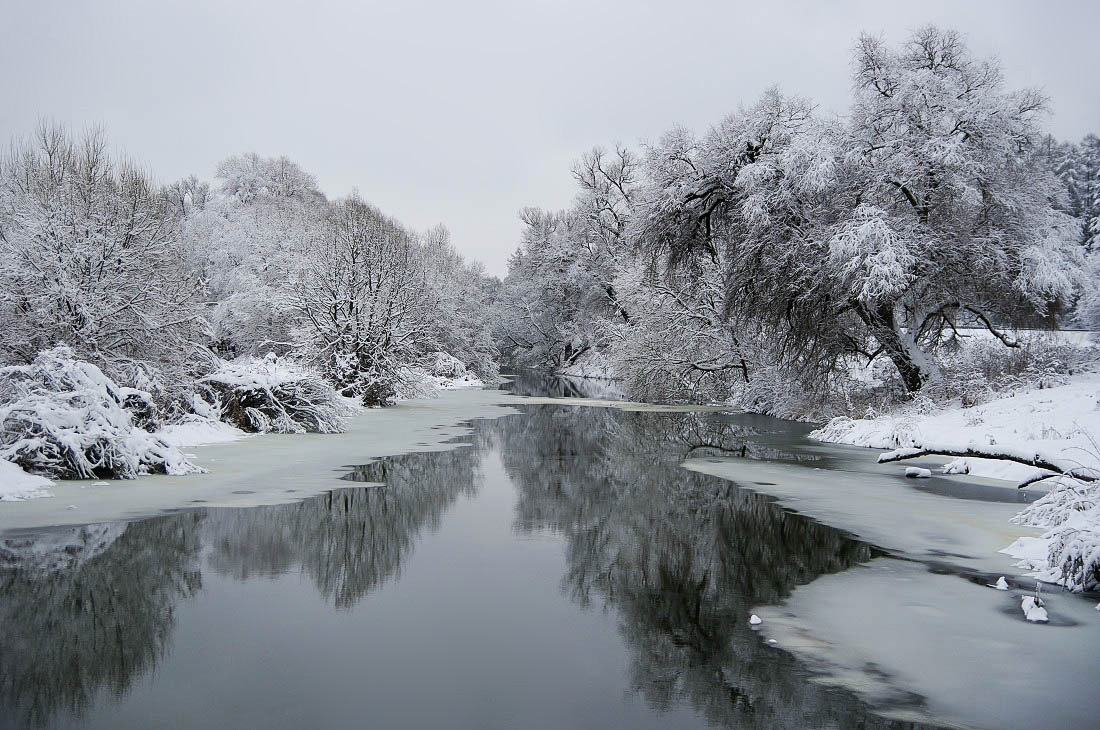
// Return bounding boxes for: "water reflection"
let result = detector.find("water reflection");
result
[0,515,203,729]
[491,406,920,729]
[0,405,939,729]
[205,446,480,607]
[502,370,625,400]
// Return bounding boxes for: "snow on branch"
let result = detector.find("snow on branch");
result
[199,355,354,434]
[0,348,200,480]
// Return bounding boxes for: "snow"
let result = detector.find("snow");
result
[810,372,1100,483]
[687,408,1100,730]
[752,559,1099,730]
[1021,595,1049,623]
[156,418,248,448]
[0,387,524,531]
[684,455,1034,575]
[748,614,762,625]
[0,347,202,480]
[0,459,53,501]
[904,466,931,478]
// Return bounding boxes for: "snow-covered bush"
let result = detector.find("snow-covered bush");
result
[1010,431,1100,592]
[0,348,198,479]
[1012,475,1100,592]
[936,337,1096,407]
[429,352,467,379]
[392,366,440,401]
[199,355,353,433]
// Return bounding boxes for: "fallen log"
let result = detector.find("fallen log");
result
[877,444,1098,489]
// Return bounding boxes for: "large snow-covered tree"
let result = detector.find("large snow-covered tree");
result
[626,28,1084,393]
[836,27,1083,389]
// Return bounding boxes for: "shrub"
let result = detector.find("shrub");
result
[199,355,352,433]
[0,348,198,479]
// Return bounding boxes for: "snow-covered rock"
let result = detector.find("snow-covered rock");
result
[989,576,1009,591]
[749,614,762,625]
[905,467,932,478]
[1021,595,1049,623]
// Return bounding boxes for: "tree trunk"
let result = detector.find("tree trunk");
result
[857,302,929,393]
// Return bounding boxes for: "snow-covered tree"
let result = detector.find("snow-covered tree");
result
[0,123,201,372]
[289,194,437,402]
[627,28,1085,394]
[176,153,326,358]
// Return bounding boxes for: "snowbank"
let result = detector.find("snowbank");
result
[811,371,1100,591]
[155,418,248,449]
[810,372,1100,482]
[0,459,53,501]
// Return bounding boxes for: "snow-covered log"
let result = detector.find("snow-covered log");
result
[199,355,353,434]
[0,348,199,479]
[878,444,1098,488]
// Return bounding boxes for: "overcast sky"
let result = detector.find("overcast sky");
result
[2,0,1097,276]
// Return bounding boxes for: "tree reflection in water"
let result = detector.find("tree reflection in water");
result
[492,405,927,729]
[0,405,937,730]
[0,514,204,729]
[204,445,481,608]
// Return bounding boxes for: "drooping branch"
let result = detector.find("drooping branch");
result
[878,445,1098,488]
[962,305,1020,348]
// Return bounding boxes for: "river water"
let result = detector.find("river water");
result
[0,377,1093,729]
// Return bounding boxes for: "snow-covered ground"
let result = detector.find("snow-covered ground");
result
[811,372,1100,483]
[155,419,249,449]
[809,371,1100,593]
[0,387,523,531]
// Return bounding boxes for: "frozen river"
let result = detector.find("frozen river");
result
[0,377,1095,729]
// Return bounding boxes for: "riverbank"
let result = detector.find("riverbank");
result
[679,371,1100,729]
[809,371,1100,483]
[0,388,523,532]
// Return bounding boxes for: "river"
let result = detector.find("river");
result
[0,375,1095,729]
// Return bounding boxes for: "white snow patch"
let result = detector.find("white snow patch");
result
[156,418,248,448]
[0,459,54,501]
[749,614,762,625]
[1021,595,1049,623]
[904,466,931,478]
[810,372,1100,483]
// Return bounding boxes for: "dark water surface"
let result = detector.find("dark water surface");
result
[0,402,945,729]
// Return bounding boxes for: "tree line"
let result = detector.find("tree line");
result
[0,133,500,408]
[491,26,1099,413]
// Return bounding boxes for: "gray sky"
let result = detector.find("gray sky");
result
[2,0,1097,276]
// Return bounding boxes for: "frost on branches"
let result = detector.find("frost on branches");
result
[0,348,199,480]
